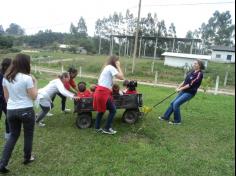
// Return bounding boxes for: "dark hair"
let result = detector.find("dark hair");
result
[196,59,205,70]
[123,80,129,87]
[5,54,31,82]
[68,67,78,74]
[78,81,86,92]
[106,55,119,68]
[112,83,120,95]
[127,80,137,91]
[90,84,96,92]
[0,58,12,74]
[58,72,70,80]
[112,83,120,91]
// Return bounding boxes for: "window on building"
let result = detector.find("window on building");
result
[216,54,221,59]
[227,55,232,61]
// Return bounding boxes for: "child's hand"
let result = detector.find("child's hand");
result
[73,96,80,101]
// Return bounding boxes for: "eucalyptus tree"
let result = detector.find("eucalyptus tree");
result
[5,23,25,36]
[199,10,235,48]
[77,17,88,37]
[0,25,4,35]
[168,23,177,37]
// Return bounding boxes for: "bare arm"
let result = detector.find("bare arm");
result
[176,84,190,92]
[177,81,184,89]
[3,87,9,102]
[115,61,124,80]
[27,75,38,100]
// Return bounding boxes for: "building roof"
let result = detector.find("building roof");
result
[162,52,211,60]
[211,46,235,52]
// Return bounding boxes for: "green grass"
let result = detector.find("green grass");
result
[0,75,234,176]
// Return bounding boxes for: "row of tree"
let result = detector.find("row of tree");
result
[0,10,235,56]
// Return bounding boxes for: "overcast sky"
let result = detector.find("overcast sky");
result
[0,0,235,37]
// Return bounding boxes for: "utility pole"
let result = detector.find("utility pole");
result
[132,0,142,73]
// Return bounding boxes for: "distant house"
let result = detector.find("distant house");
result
[211,46,235,63]
[59,44,70,49]
[162,52,211,68]
[78,47,87,54]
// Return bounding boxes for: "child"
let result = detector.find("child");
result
[112,83,123,96]
[89,84,97,96]
[123,80,138,94]
[77,82,92,98]
[122,80,129,93]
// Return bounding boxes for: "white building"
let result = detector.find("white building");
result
[162,52,211,68]
[211,46,235,63]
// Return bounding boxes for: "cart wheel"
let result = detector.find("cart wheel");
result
[122,110,139,124]
[76,112,92,129]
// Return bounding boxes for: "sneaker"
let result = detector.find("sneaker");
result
[158,116,168,121]
[62,109,71,113]
[37,122,46,127]
[46,112,53,117]
[0,166,9,173]
[23,156,35,165]
[102,128,117,135]
[169,121,181,125]
[95,128,103,133]
[4,133,10,140]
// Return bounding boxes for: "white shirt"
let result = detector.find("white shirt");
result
[37,78,75,107]
[3,73,34,109]
[98,65,118,89]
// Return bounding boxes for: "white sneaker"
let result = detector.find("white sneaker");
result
[62,109,71,113]
[4,133,10,140]
[168,121,181,125]
[46,113,53,117]
[37,122,46,127]
[102,128,117,135]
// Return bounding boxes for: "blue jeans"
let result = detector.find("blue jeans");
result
[95,98,116,130]
[52,93,66,111]
[163,92,194,123]
[0,107,35,167]
[35,103,54,123]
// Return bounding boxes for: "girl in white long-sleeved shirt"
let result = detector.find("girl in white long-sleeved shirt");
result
[35,72,79,126]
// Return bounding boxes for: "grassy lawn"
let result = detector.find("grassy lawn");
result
[0,75,234,176]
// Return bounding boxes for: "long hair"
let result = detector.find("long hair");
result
[0,58,12,74]
[5,54,31,82]
[106,55,119,68]
[196,59,205,70]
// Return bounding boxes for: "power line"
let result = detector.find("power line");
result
[129,1,234,9]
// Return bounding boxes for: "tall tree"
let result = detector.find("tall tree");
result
[77,17,88,37]
[199,10,235,47]
[168,23,177,37]
[70,23,77,35]
[157,20,167,37]
[5,23,25,36]
[0,25,4,35]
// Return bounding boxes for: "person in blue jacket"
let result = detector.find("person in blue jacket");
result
[159,59,205,125]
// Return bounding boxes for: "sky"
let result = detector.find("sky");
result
[0,0,235,37]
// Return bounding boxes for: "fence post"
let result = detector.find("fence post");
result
[61,65,64,73]
[223,71,228,87]
[214,76,220,95]
[48,57,50,66]
[34,65,37,73]
[154,71,158,84]
[79,66,82,78]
